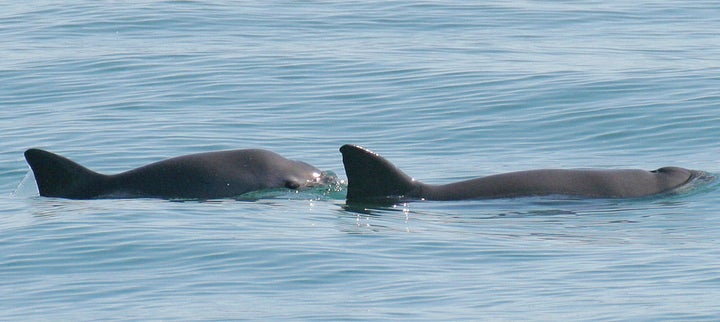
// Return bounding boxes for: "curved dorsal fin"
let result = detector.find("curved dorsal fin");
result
[24,149,107,199]
[339,144,420,202]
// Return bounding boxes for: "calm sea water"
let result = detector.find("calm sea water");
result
[2,1,720,320]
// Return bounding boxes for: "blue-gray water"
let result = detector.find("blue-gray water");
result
[2,1,720,320]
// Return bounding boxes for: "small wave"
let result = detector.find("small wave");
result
[676,170,718,196]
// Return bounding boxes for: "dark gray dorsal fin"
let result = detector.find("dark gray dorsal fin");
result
[339,144,419,202]
[24,149,107,199]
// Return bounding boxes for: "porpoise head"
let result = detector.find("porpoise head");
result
[278,159,339,190]
[650,166,698,191]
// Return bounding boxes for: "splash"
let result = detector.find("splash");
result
[10,170,38,198]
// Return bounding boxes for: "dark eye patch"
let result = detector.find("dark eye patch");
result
[284,180,300,190]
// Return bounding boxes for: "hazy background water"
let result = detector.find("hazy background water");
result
[2,1,720,320]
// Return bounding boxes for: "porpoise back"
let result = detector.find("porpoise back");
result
[25,148,332,200]
[339,144,697,202]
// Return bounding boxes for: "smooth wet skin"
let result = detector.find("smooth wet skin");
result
[340,144,698,202]
[24,148,333,199]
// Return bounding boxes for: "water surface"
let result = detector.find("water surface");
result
[2,1,720,320]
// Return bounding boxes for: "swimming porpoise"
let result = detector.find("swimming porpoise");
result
[339,144,699,202]
[24,148,335,200]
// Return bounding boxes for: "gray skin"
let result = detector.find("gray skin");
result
[24,148,333,200]
[339,144,699,202]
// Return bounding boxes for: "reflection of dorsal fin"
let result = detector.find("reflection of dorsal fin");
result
[24,149,108,199]
[339,144,420,202]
